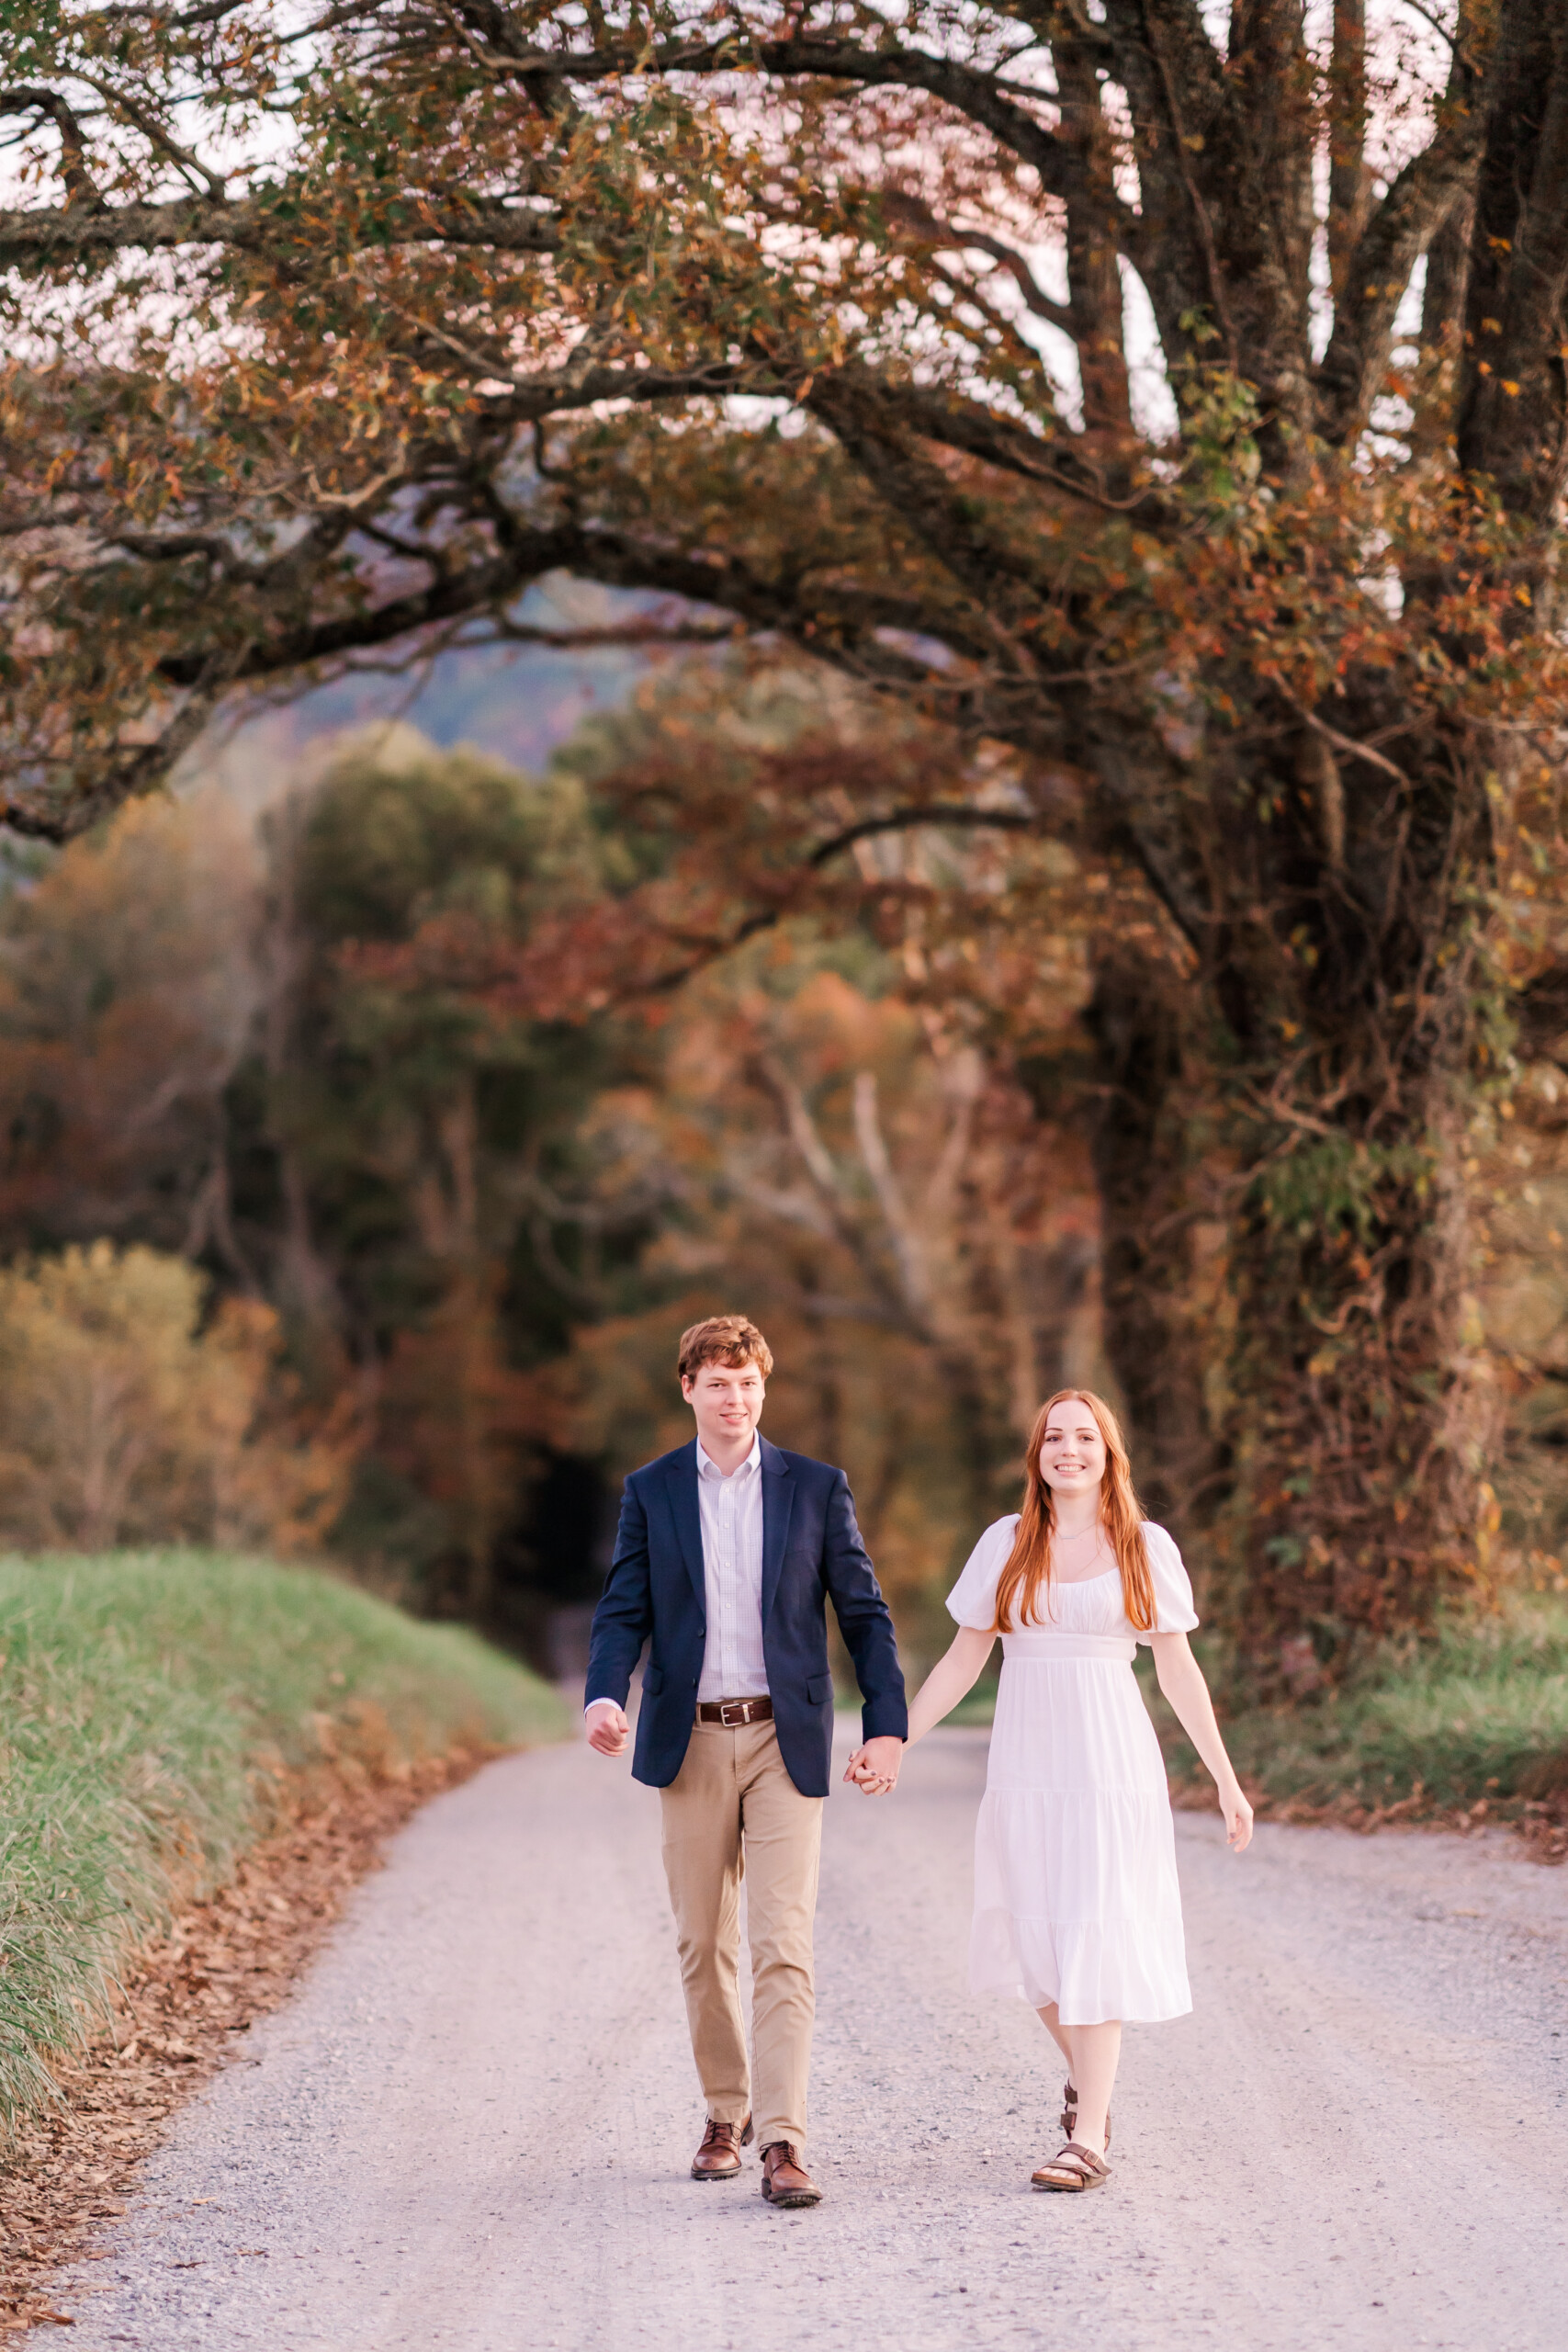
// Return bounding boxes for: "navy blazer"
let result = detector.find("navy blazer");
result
[584,1437,908,1798]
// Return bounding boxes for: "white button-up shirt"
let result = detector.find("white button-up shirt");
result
[694,1433,769,1701]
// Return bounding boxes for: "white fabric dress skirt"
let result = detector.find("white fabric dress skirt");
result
[946,1517,1198,2026]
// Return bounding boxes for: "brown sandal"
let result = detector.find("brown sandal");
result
[1032,2139,1112,2192]
[1059,2081,1111,2152]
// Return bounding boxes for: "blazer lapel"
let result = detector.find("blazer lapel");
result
[761,1438,795,1626]
[665,1442,707,1617]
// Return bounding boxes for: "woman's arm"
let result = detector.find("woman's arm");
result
[908,1627,997,1742]
[1147,1630,1254,1851]
[844,1626,996,1792]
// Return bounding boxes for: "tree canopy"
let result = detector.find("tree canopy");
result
[8,2,1558,820]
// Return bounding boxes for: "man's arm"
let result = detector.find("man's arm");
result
[820,1469,908,1785]
[583,1476,654,1759]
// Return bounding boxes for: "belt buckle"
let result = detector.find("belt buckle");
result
[719,1699,747,1727]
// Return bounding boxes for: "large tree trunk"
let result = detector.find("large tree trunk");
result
[1190,702,1506,1686]
[1224,1046,1483,1685]
[1084,948,1218,1531]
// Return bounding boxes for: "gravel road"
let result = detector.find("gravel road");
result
[59,1725,1568,2352]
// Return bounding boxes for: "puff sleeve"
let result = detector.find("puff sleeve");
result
[1138,1522,1200,1641]
[945,1516,1020,1631]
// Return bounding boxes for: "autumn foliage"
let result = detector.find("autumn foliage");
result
[0,1243,347,1553]
[7,4,1568,1672]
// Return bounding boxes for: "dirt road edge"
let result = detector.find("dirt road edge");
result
[0,1749,500,2334]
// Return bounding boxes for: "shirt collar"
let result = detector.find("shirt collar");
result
[696,1432,761,1481]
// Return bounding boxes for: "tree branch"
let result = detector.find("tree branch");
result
[1137,6,1242,374]
[807,804,1036,868]
[0,86,99,206]
[68,72,227,198]
[152,540,568,687]
[1278,690,1412,787]
[1089,733,1210,954]
[3,645,247,841]
[1326,0,1370,300]
[1457,0,1568,518]
[795,370,1159,514]
[107,529,261,580]
[749,1050,929,1333]
[1315,83,1483,441]
[880,192,1076,334]
[852,1069,931,1315]
[626,801,1047,1001]
[437,15,1146,258]
[0,187,559,271]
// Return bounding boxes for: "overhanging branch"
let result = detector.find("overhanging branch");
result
[640,801,1042,997]
[437,14,1145,260]
[0,187,559,271]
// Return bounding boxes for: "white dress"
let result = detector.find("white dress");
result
[946,1517,1198,2026]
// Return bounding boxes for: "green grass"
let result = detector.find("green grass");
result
[938,1594,1568,1815]
[0,1549,568,2132]
[1151,1593,1568,1813]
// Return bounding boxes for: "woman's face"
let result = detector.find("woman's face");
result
[1037,1399,1108,1498]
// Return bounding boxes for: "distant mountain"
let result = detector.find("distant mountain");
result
[175,578,689,809]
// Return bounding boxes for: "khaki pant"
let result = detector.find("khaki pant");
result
[660,1716,823,2155]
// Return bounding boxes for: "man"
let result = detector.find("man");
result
[584,1314,907,2209]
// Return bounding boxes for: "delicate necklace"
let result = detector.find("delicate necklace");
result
[1054,1524,1100,1544]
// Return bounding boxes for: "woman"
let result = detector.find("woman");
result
[847,1388,1252,2192]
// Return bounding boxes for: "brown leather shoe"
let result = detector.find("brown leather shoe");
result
[760,2141,821,2208]
[691,2114,753,2180]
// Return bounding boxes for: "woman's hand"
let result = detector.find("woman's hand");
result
[843,1630,995,1795]
[1151,1633,1254,1853]
[843,1738,902,1794]
[1221,1779,1254,1852]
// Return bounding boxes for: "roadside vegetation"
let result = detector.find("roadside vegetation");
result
[944,1589,1568,1830]
[0,1549,566,2133]
[1145,1595,1568,1829]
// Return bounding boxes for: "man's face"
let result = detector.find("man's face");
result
[682,1357,767,1453]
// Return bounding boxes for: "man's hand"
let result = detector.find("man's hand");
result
[585,1699,630,1757]
[843,1735,904,1794]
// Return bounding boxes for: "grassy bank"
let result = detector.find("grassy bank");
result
[0,1549,567,2130]
[937,1593,1568,1820]
[1150,1593,1568,1816]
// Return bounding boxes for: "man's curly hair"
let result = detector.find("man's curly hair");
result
[677,1314,774,1383]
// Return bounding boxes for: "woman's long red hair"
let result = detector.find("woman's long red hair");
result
[992,1388,1155,1634]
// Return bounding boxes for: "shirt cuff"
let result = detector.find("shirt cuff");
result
[584,1697,620,1718]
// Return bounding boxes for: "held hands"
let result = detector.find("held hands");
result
[589,1702,909,1789]
[843,1735,905,1795]
[585,1699,630,1757]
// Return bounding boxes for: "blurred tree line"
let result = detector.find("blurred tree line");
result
[0,671,1109,1668]
[0,659,1563,1685]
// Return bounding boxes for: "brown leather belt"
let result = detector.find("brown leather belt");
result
[696,1695,773,1726]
